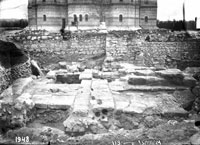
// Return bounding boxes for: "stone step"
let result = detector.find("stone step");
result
[128,75,170,86]
[155,69,197,87]
[109,80,188,92]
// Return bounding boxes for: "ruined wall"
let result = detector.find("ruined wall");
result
[11,30,106,65]
[0,67,11,94]
[106,33,200,69]
[9,30,200,69]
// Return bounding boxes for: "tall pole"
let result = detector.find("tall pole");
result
[35,0,38,30]
[0,0,2,19]
[135,0,136,27]
[183,0,186,30]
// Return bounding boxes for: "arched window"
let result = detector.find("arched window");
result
[85,14,88,22]
[79,14,82,22]
[54,0,56,2]
[74,14,77,22]
[119,14,123,22]
[43,0,46,2]
[145,16,148,23]
[43,15,46,21]
[145,0,148,4]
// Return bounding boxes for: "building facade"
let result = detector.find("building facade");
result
[28,0,157,31]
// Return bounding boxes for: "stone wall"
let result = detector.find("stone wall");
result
[0,67,11,94]
[9,30,200,69]
[106,33,200,69]
[0,60,31,94]
[10,31,106,65]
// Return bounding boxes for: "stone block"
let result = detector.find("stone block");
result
[155,69,184,85]
[155,69,184,79]
[128,75,168,86]
[133,69,155,76]
[41,36,48,40]
[173,89,196,111]
[58,61,67,69]
[56,72,81,84]
[184,67,200,74]
[46,70,58,79]
[183,76,197,87]
[79,73,92,80]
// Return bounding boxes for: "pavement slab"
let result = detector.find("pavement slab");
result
[91,79,115,111]
[72,80,92,117]
[113,91,188,117]
[17,82,80,109]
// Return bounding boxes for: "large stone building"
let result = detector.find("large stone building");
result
[28,0,157,31]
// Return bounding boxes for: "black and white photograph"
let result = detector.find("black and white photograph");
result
[0,0,200,144]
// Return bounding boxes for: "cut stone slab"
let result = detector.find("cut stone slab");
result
[155,69,184,85]
[56,72,81,84]
[20,83,80,109]
[31,94,52,109]
[72,80,92,117]
[79,70,93,80]
[91,79,115,111]
[114,92,188,118]
[49,94,76,109]
[120,63,149,70]
[183,76,197,87]
[122,93,160,114]
[31,92,76,110]
[128,75,169,86]
[100,72,119,81]
[133,69,155,76]
[109,80,188,92]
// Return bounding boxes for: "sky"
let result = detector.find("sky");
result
[0,0,200,21]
